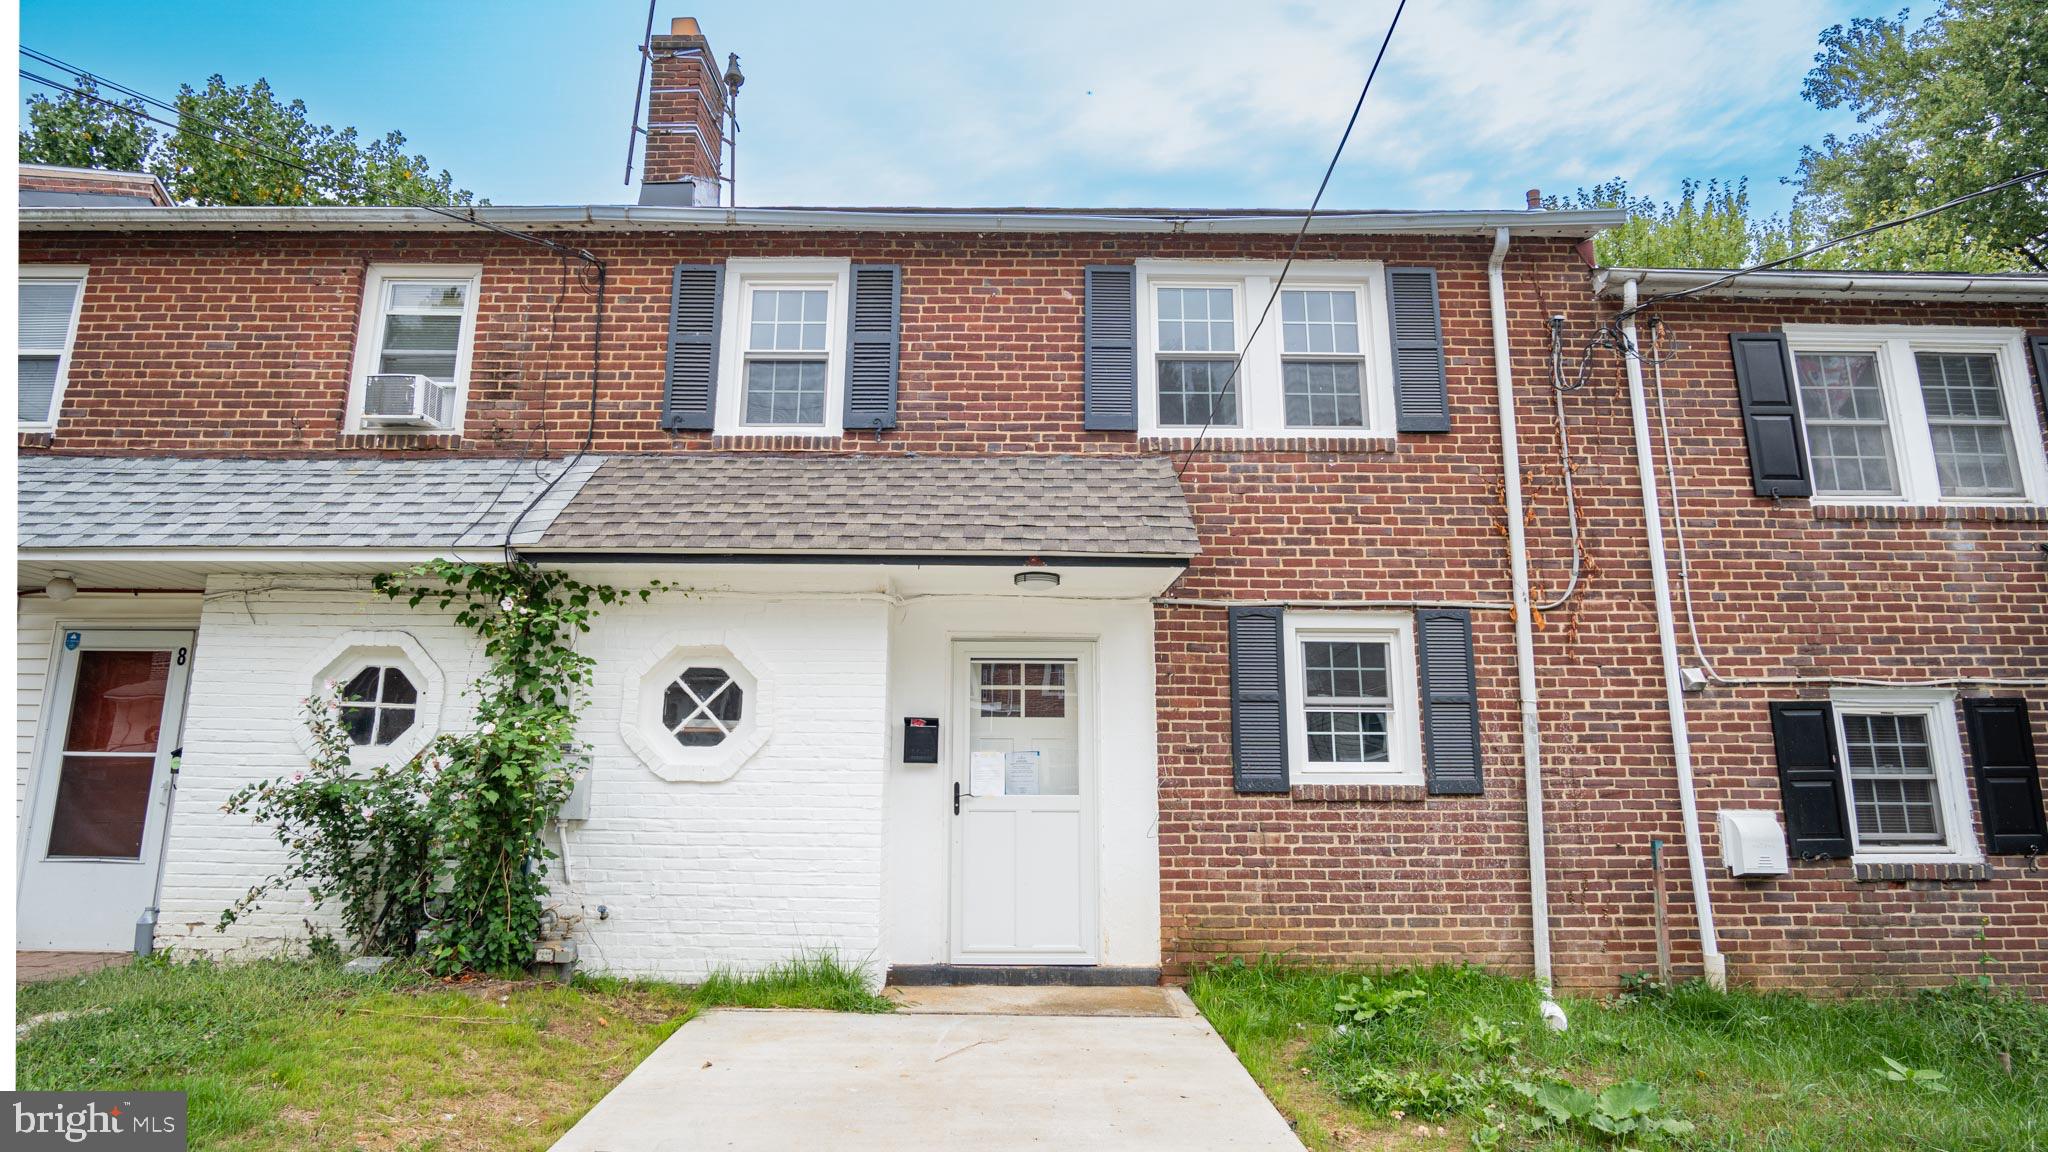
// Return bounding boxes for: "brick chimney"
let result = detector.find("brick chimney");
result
[640,17,727,206]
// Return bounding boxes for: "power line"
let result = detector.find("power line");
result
[1620,165,2048,317]
[1175,0,1407,479]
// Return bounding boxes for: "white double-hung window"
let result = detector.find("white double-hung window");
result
[715,258,849,435]
[1136,261,1394,439]
[19,267,87,430]
[346,264,482,434]
[1282,611,1421,785]
[1829,689,1978,864]
[1786,326,2047,505]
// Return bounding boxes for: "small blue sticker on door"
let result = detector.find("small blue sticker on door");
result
[64,631,81,651]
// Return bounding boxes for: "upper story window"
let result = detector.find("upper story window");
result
[1136,261,1394,439]
[715,258,848,436]
[1785,325,2046,506]
[1282,611,1421,786]
[19,267,86,431]
[345,264,482,435]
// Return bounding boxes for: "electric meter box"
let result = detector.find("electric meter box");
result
[1718,809,1788,877]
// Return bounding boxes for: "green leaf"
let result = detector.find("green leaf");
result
[1597,1081,1660,1119]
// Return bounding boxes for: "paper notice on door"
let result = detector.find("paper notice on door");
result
[1004,750,1041,796]
[969,750,1006,797]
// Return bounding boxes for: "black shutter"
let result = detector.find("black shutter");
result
[2029,335,2048,422]
[1386,267,1449,433]
[1417,608,1482,795]
[1228,606,1288,793]
[1083,265,1137,431]
[1769,701,1852,859]
[1730,332,1812,497]
[1964,698,2046,855]
[662,264,723,431]
[845,264,901,432]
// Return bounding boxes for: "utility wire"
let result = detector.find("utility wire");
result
[1619,165,2048,318]
[1174,0,1406,480]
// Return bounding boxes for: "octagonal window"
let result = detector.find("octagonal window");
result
[341,666,418,746]
[662,666,744,747]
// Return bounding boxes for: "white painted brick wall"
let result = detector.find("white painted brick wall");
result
[153,576,890,981]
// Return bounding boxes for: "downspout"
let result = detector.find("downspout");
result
[1486,228,1559,1015]
[1617,276,1726,989]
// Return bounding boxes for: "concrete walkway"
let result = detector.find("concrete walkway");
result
[550,987,1303,1151]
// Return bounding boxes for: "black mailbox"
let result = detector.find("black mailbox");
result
[903,717,940,764]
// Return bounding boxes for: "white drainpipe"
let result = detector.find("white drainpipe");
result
[1486,228,1557,1003]
[1618,276,1726,989]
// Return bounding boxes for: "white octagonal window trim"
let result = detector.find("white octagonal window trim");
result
[621,634,774,782]
[296,631,447,772]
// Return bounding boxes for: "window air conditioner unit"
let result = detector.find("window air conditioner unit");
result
[362,373,455,428]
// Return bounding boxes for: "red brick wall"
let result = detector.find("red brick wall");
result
[21,225,2048,992]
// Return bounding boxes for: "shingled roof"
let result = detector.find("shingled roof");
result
[531,453,1199,559]
[19,456,598,550]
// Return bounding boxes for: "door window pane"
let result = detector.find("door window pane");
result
[969,659,1079,796]
[1916,352,2020,498]
[63,651,170,754]
[1795,352,1898,496]
[47,755,155,858]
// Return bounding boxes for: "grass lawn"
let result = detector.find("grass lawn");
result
[1188,959,2048,1151]
[16,952,889,1151]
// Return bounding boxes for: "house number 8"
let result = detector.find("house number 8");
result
[176,647,188,666]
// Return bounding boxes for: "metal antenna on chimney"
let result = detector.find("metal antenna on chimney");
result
[723,52,744,206]
[622,0,658,185]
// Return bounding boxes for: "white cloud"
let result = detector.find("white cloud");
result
[734,0,1865,211]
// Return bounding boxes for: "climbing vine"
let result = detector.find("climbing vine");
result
[222,560,657,974]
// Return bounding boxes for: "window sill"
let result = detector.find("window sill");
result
[1853,861,1994,883]
[19,430,54,448]
[1290,781,1427,803]
[710,432,854,450]
[340,429,465,449]
[1137,434,1398,454]
[1810,503,2048,523]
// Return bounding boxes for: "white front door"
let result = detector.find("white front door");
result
[19,629,194,950]
[950,644,1096,963]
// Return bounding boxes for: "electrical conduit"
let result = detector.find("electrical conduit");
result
[1486,229,1558,1007]
[1618,277,1726,989]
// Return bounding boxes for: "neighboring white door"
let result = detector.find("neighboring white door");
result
[950,643,1097,963]
[19,629,194,950]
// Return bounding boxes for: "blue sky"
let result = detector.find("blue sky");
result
[19,1,1899,216]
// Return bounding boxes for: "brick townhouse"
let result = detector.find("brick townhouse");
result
[16,17,2048,992]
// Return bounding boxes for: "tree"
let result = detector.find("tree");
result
[1544,178,1801,269]
[19,77,160,173]
[21,74,477,207]
[1796,0,2047,271]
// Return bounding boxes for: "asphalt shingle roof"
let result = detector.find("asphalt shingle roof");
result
[533,453,1199,558]
[19,456,599,550]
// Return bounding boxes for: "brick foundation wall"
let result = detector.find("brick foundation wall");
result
[21,224,2048,992]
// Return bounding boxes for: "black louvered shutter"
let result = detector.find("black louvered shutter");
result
[1228,606,1288,793]
[1730,332,1812,497]
[662,264,723,431]
[1769,701,1852,859]
[1386,267,1449,433]
[845,264,901,432]
[2030,335,2048,420]
[1964,698,2046,855]
[1416,608,1481,795]
[1083,265,1138,431]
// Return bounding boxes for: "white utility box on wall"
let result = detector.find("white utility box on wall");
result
[1718,809,1789,877]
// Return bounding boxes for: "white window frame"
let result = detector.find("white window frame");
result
[715,257,850,436]
[19,265,89,432]
[1283,610,1422,786]
[1784,325,2047,507]
[344,264,483,435]
[1829,688,1980,865]
[1136,260,1397,440]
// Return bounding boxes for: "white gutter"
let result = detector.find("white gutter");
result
[1595,266,2048,304]
[1618,277,1726,990]
[20,204,1627,238]
[1487,227,1556,997]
